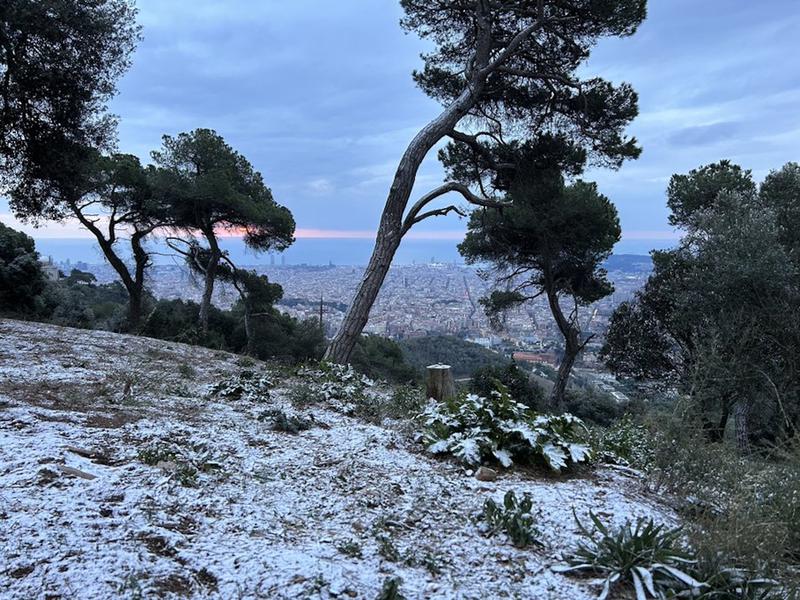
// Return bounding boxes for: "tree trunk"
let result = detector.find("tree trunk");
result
[733,398,752,455]
[324,231,402,362]
[128,230,150,331]
[199,235,221,334]
[545,288,580,411]
[701,399,730,443]
[550,347,577,411]
[324,85,481,364]
[69,204,153,332]
[426,364,456,402]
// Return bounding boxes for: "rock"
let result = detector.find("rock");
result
[56,465,97,480]
[474,466,497,482]
[156,460,177,472]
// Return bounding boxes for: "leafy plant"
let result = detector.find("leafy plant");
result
[592,414,654,468]
[336,540,363,559]
[556,511,699,600]
[177,363,196,379]
[478,490,541,548]
[209,370,272,403]
[259,409,316,434]
[376,534,401,562]
[418,390,591,472]
[137,441,221,488]
[376,577,406,600]
[295,362,376,414]
[685,553,779,599]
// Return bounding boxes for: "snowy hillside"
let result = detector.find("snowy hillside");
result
[0,319,673,599]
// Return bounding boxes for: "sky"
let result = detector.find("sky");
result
[3,0,800,256]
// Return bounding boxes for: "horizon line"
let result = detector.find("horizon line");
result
[1,214,682,242]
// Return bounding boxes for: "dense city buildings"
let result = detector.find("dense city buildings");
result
[76,258,650,378]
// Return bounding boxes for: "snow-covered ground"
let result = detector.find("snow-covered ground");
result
[0,319,673,599]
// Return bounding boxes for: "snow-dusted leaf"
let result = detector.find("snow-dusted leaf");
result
[453,437,483,465]
[633,566,656,597]
[567,443,591,463]
[653,564,703,588]
[493,447,513,468]
[551,563,593,573]
[542,443,567,472]
[631,569,647,600]
[427,440,451,454]
[598,573,620,600]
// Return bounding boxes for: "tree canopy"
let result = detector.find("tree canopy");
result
[602,161,800,450]
[154,129,295,332]
[0,221,46,314]
[0,0,140,217]
[459,138,620,408]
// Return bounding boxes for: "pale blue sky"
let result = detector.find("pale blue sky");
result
[4,0,800,250]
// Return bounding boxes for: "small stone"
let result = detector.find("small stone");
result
[474,466,497,482]
[156,460,177,472]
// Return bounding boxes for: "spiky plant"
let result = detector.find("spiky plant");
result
[555,512,700,600]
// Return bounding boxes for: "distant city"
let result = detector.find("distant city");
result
[48,244,653,394]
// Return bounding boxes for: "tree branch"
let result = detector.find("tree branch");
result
[401,181,509,237]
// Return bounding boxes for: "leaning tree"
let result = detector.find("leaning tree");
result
[0,0,140,211]
[66,153,167,329]
[324,0,646,363]
[153,129,295,333]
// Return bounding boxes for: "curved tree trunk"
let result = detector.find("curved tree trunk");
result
[70,205,145,331]
[128,230,151,331]
[324,231,402,363]
[546,288,581,411]
[199,247,220,334]
[324,87,480,364]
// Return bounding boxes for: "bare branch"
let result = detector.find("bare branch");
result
[401,181,510,237]
[403,205,467,236]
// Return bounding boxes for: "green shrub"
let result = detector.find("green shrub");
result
[478,490,541,548]
[294,362,374,414]
[209,370,272,403]
[137,441,221,488]
[349,334,419,383]
[636,413,800,591]
[418,390,591,472]
[177,363,196,379]
[259,409,316,434]
[376,577,406,600]
[470,363,544,410]
[592,414,654,468]
[336,540,363,559]
[565,388,627,427]
[559,511,783,600]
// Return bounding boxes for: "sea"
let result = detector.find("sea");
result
[34,237,674,267]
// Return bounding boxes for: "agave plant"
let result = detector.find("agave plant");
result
[554,512,701,600]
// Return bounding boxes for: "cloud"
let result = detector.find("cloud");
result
[668,121,741,147]
[8,0,798,242]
